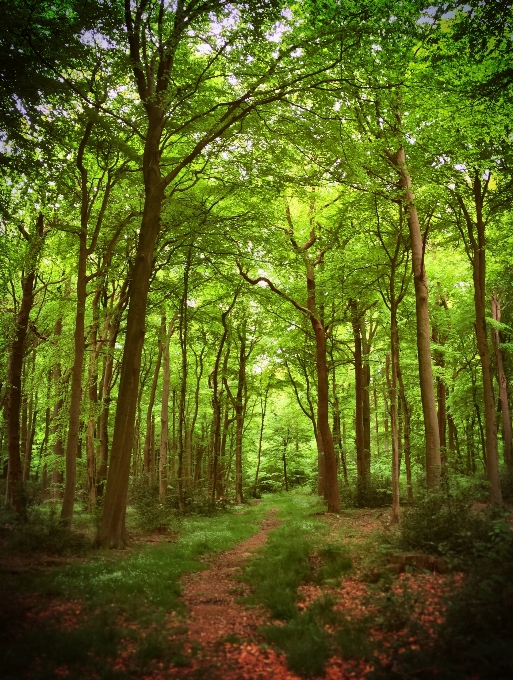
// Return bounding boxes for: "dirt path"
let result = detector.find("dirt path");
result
[181,510,280,647]
[163,508,302,679]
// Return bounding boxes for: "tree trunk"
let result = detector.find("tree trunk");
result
[98,108,166,545]
[457,177,502,503]
[190,347,205,485]
[61,124,94,527]
[361,319,375,476]
[311,316,340,512]
[150,414,156,477]
[390,147,441,487]
[97,284,127,497]
[22,339,38,483]
[233,327,247,505]
[143,328,163,475]
[386,354,399,524]
[254,382,269,495]
[50,318,65,500]
[60,224,88,526]
[491,288,513,469]
[85,289,101,512]
[22,337,38,482]
[6,213,44,516]
[433,286,448,468]
[210,294,237,504]
[40,397,51,496]
[350,300,366,482]
[159,318,172,502]
[331,357,348,485]
[397,363,413,503]
[283,431,289,492]
[303,255,340,512]
[373,387,380,458]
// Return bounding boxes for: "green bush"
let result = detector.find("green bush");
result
[0,505,90,556]
[128,477,176,532]
[338,475,392,509]
[399,487,491,559]
[374,515,513,680]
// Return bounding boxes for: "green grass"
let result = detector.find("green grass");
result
[240,492,361,678]
[0,499,272,680]
[240,492,326,619]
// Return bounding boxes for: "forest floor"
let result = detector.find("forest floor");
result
[0,492,510,679]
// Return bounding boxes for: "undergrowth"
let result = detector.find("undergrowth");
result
[241,493,357,677]
[0,499,271,680]
[0,505,91,556]
[399,482,507,564]
[339,475,393,509]
[370,482,513,680]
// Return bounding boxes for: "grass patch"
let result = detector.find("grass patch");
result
[241,492,361,677]
[0,499,272,679]
[314,543,352,584]
[240,492,325,620]
[261,597,371,678]
[135,630,191,669]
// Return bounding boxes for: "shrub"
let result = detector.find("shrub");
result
[376,514,513,680]
[1,505,90,555]
[399,487,491,559]
[338,475,392,509]
[128,477,176,533]
[499,466,513,502]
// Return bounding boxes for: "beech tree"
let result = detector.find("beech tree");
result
[2,1,512,536]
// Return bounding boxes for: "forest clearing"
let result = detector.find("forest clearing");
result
[1,1,513,678]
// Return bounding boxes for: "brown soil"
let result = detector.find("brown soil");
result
[165,509,283,676]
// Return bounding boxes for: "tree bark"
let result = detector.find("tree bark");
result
[373,387,380,458]
[386,322,400,524]
[433,285,448,468]
[254,381,269,495]
[85,289,101,512]
[6,213,44,516]
[98,114,166,545]
[397,364,413,503]
[210,293,238,504]
[361,317,376,476]
[50,318,65,500]
[159,318,173,502]
[491,288,513,469]
[190,347,205,485]
[456,176,502,503]
[61,123,94,527]
[233,325,248,505]
[306,254,340,510]
[22,339,38,482]
[350,300,366,482]
[283,430,289,492]
[389,147,441,487]
[143,343,163,474]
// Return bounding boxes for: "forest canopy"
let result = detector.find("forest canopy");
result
[1,0,513,547]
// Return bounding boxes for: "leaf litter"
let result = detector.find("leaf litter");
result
[2,506,467,679]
